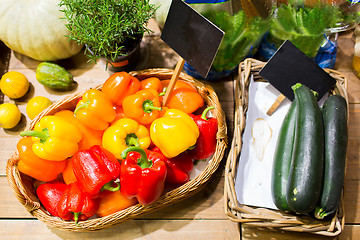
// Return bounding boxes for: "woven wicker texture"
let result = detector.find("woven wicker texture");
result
[6,68,228,232]
[224,58,347,237]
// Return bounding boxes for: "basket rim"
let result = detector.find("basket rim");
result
[6,68,228,232]
[224,58,347,237]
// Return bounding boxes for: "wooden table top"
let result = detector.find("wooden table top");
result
[0,20,359,239]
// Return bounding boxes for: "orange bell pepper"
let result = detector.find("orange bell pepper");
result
[74,89,116,130]
[158,106,169,118]
[102,71,141,106]
[165,87,204,114]
[160,80,204,114]
[62,157,77,185]
[54,110,103,150]
[111,104,125,124]
[123,89,162,125]
[140,77,163,93]
[96,190,138,217]
[161,79,196,91]
[17,137,67,182]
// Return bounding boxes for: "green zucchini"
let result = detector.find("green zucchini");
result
[314,95,348,219]
[272,100,297,212]
[36,62,76,90]
[286,83,324,215]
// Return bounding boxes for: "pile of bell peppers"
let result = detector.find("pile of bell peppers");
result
[18,71,219,224]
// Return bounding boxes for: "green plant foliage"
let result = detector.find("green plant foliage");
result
[60,0,156,64]
[203,10,270,72]
[269,3,340,58]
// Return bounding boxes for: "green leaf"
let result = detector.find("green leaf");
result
[269,3,341,58]
[203,10,269,72]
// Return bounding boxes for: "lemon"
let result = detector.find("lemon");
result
[0,71,30,99]
[0,103,21,129]
[26,96,52,120]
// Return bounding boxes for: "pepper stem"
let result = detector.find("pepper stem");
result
[73,212,80,225]
[74,100,91,116]
[20,128,50,143]
[159,87,167,96]
[188,144,196,150]
[101,181,120,192]
[121,146,153,169]
[125,133,140,147]
[201,106,215,121]
[142,100,162,113]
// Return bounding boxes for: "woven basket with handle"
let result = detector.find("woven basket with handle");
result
[6,68,228,232]
[224,58,348,237]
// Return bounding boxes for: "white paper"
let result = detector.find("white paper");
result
[234,76,291,210]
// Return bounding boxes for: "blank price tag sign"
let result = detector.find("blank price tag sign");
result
[259,40,336,115]
[160,0,224,78]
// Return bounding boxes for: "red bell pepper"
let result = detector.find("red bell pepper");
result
[188,106,218,160]
[151,147,193,187]
[72,145,120,196]
[36,181,67,217]
[57,182,99,224]
[120,147,167,205]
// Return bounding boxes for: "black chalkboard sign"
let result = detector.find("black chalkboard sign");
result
[259,40,336,101]
[161,0,224,78]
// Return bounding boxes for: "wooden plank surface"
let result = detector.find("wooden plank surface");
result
[0,19,359,239]
[242,225,360,240]
[0,219,240,240]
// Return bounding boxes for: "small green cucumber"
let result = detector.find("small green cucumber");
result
[314,95,348,219]
[271,100,297,212]
[286,83,324,215]
[36,62,76,90]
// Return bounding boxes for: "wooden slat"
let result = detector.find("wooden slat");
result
[242,224,360,240]
[334,30,355,72]
[348,103,360,141]
[0,219,240,239]
[345,71,360,104]
[0,178,32,218]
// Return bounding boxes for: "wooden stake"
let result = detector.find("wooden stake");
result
[266,94,286,116]
[162,57,186,106]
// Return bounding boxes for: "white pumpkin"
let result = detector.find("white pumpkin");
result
[0,0,83,61]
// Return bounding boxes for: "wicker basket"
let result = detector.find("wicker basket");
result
[6,68,228,232]
[224,58,348,236]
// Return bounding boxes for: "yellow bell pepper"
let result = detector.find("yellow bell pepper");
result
[20,115,82,161]
[150,109,199,158]
[102,118,151,159]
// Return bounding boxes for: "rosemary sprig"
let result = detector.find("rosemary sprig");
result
[59,0,156,64]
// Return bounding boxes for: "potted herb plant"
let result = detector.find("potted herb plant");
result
[60,0,156,71]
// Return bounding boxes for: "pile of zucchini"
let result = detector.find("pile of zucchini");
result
[271,83,348,219]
